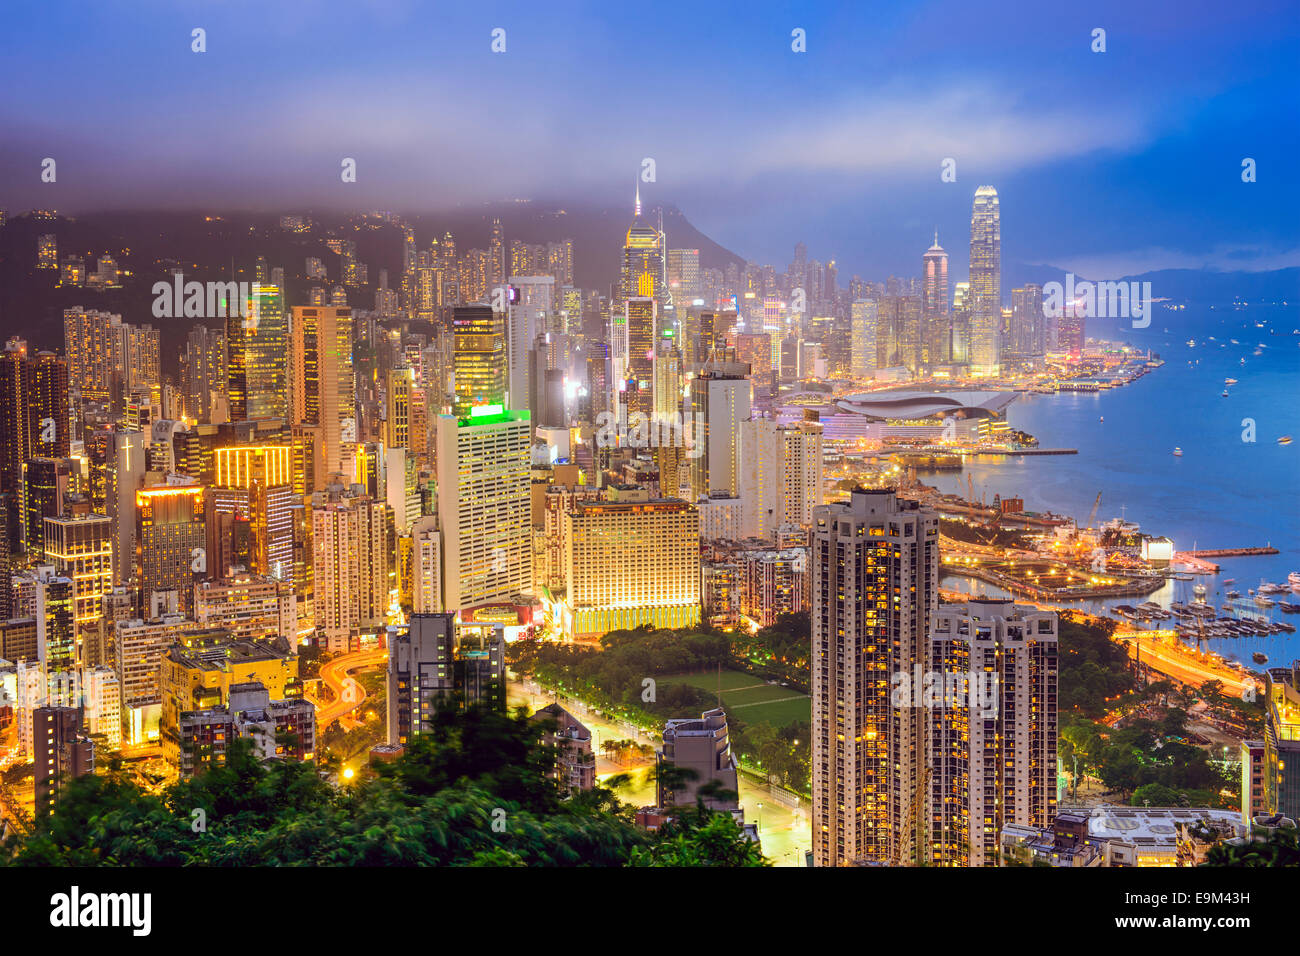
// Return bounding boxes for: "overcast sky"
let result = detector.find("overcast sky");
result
[1,0,1297,279]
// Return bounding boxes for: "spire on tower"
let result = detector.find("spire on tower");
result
[634,176,642,217]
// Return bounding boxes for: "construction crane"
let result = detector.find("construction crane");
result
[894,763,931,865]
[1085,492,1102,532]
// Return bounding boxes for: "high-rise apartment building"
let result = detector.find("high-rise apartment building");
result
[811,489,939,866]
[310,488,391,652]
[928,599,1058,866]
[739,417,823,542]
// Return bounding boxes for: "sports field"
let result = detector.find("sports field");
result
[658,669,810,728]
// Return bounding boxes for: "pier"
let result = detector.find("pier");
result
[1181,547,1279,558]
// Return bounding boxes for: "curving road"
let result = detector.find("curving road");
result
[310,648,388,729]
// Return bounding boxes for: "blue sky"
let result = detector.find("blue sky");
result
[1,0,1297,279]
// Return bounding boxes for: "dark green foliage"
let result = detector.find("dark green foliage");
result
[0,704,770,867]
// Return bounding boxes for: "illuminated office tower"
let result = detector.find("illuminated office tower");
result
[667,248,702,313]
[560,486,699,640]
[895,295,924,372]
[42,513,112,636]
[968,186,1002,375]
[622,296,657,418]
[311,489,391,652]
[230,283,288,421]
[850,300,878,380]
[687,360,752,500]
[0,342,70,514]
[386,365,415,450]
[37,234,57,269]
[134,485,206,616]
[106,430,147,586]
[410,514,442,614]
[452,304,506,417]
[180,324,227,424]
[811,489,940,867]
[291,305,354,484]
[508,276,554,410]
[35,571,76,670]
[20,457,74,556]
[1010,284,1044,357]
[927,599,1058,867]
[739,418,823,541]
[210,446,295,584]
[922,232,950,366]
[435,408,532,613]
[619,183,666,313]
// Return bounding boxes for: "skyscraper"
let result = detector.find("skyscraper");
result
[451,305,506,417]
[291,305,355,484]
[811,489,939,866]
[311,488,391,653]
[0,341,69,512]
[968,186,1002,375]
[688,360,752,500]
[1011,284,1044,357]
[922,232,950,366]
[242,284,289,421]
[619,183,666,314]
[850,300,878,380]
[134,485,206,617]
[928,599,1058,866]
[435,407,532,612]
[739,417,824,542]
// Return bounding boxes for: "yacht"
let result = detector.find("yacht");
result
[1279,435,1293,445]
[1173,447,1183,456]
[1255,594,1277,608]
[1222,390,1229,398]
[1225,378,1238,385]
[1227,589,1242,599]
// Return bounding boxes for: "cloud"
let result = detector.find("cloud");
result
[1037,245,1300,278]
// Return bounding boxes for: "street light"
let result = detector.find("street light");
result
[757,801,763,830]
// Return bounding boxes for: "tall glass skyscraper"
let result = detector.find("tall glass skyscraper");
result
[922,232,949,366]
[968,186,1001,375]
[244,284,288,421]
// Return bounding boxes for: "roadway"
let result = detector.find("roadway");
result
[309,648,388,729]
[1114,630,1253,696]
[507,680,811,866]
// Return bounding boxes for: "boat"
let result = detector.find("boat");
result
[1288,571,1300,587]
[1280,603,1300,614]
[1279,435,1293,445]
[1227,590,1242,598]
[1224,578,1235,585]
[1099,416,1104,423]
[1172,572,1194,581]
[1255,595,1277,608]
[1187,339,1196,347]
[1222,390,1229,397]
[1173,447,1183,456]
[1231,339,1240,344]
[1225,378,1238,385]
[1254,653,1269,665]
